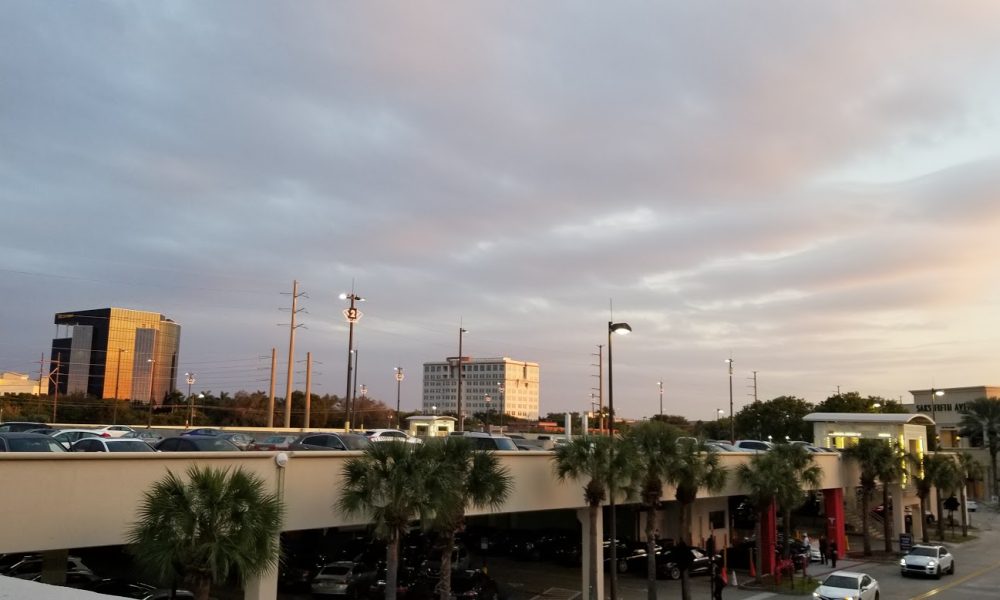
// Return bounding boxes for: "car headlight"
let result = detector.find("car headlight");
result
[813,593,820,598]
[928,560,937,567]
[900,559,906,566]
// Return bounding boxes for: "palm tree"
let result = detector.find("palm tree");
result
[620,421,680,600]
[874,443,907,553]
[425,437,512,600]
[908,452,958,543]
[736,445,821,583]
[959,397,1000,499]
[126,466,284,600]
[553,436,616,600]
[668,438,727,600]
[338,441,446,600]
[842,439,896,556]
[955,453,984,537]
[931,455,962,541]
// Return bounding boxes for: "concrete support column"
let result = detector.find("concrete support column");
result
[760,500,777,576]
[40,549,68,586]
[577,507,604,600]
[823,488,846,561]
[244,564,279,600]
[890,483,905,544]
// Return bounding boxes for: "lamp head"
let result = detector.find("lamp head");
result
[339,293,347,300]
[609,322,632,335]
[934,390,945,397]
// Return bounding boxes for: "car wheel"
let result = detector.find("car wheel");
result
[901,571,907,577]
[668,566,681,580]
[874,592,879,600]
[934,566,942,579]
[950,562,955,575]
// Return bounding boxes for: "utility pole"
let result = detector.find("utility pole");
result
[726,357,735,444]
[457,326,467,431]
[281,280,307,429]
[658,379,664,417]
[304,351,312,429]
[591,345,604,432]
[340,290,364,430]
[394,367,404,429]
[267,348,276,428]
[37,353,44,398]
[351,348,360,427]
[748,370,759,403]
[49,358,61,422]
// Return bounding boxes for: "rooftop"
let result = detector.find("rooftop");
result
[803,412,935,425]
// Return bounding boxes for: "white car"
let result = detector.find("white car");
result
[90,425,136,438]
[813,571,879,600]
[966,500,978,512]
[900,544,954,578]
[50,429,103,449]
[363,429,421,444]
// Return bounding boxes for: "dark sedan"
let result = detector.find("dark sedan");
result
[652,545,721,580]
[0,421,49,433]
[155,435,241,452]
[290,433,370,451]
[0,432,66,452]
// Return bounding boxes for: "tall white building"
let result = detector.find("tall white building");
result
[422,356,540,421]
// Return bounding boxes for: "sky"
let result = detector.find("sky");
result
[2,1,1000,420]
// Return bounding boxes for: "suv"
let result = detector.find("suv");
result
[900,544,954,578]
[733,440,774,452]
[364,429,422,444]
[448,431,518,451]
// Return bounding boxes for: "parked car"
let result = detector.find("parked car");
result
[704,440,740,452]
[51,429,103,448]
[4,555,99,586]
[0,432,66,452]
[89,425,136,438]
[0,421,48,432]
[364,428,422,444]
[967,500,979,512]
[71,438,156,452]
[310,560,379,597]
[789,440,823,452]
[814,571,879,600]
[248,434,299,451]
[121,429,164,445]
[180,427,222,436]
[218,432,256,450]
[407,568,500,600]
[85,578,194,599]
[290,432,370,451]
[447,431,518,451]
[652,545,720,580]
[733,440,774,452]
[900,544,954,578]
[154,435,241,452]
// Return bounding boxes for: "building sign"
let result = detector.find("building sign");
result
[914,403,968,413]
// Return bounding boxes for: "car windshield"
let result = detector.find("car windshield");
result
[342,436,370,450]
[823,575,858,589]
[8,437,65,452]
[190,438,238,450]
[108,441,155,452]
[909,547,938,557]
[322,565,351,576]
[493,438,517,451]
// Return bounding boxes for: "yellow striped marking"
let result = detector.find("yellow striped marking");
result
[908,560,1000,599]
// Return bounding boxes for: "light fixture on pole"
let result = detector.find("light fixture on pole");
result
[725,358,735,444]
[497,382,505,430]
[340,291,364,430]
[657,380,663,417]
[431,404,437,415]
[484,394,492,428]
[607,320,631,600]
[146,358,156,428]
[394,367,404,429]
[716,408,724,422]
[929,388,944,449]
[185,372,196,428]
[456,326,467,431]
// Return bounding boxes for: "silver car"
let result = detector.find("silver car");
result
[813,571,879,600]
[900,544,954,578]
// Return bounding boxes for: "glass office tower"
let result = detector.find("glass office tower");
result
[50,308,181,405]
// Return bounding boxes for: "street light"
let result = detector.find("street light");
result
[716,408,724,422]
[394,367,404,429]
[725,358,735,444]
[658,380,663,417]
[340,292,364,430]
[930,388,945,449]
[484,394,492,428]
[146,358,155,428]
[185,373,196,428]
[607,320,631,600]
[497,382,505,430]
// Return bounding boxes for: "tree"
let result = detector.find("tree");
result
[908,453,959,544]
[842,439,896,556]
[338,441,445,600]
[126,466,283,600]
[666,437,727,600]
[874,443,907,553]
[955,452,984,537]
[813,392,907,414]
[621,421,681,600]
[425,437,512,600]
[734,396,813,442]
[553,436,617,600]
[736,445,821,582]
[958,397,1000,499]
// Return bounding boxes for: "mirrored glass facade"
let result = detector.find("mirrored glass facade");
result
[50,308,181,404]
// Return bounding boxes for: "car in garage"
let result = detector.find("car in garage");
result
[70,438,156,452]
[900,544,954,578]
[0,432,66,452]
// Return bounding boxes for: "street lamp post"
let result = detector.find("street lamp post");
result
[340,292,364,430]
[185,373,196,428]
[607,320,632,600]
[497,382,505,430]
[930,388,944,449]
[394,367,404,429]
[658,380,663,417]
[725,358,735,444]
[456,327,467,431]
[716,408,724,422]
[146,358,155,428]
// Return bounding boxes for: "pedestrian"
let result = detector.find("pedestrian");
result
[819,536,828,565]
[803,531,810,550]
[829,539,838,568]
[712,567,726,600]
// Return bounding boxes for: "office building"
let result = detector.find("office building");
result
[0,372,42,396]
[909,385,1000,449]
[422,356,540,421]
[50,308,181,405]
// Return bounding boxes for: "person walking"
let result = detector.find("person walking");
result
[829,539,838,568]
[712,567,726,600]
[819,536,828,565]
